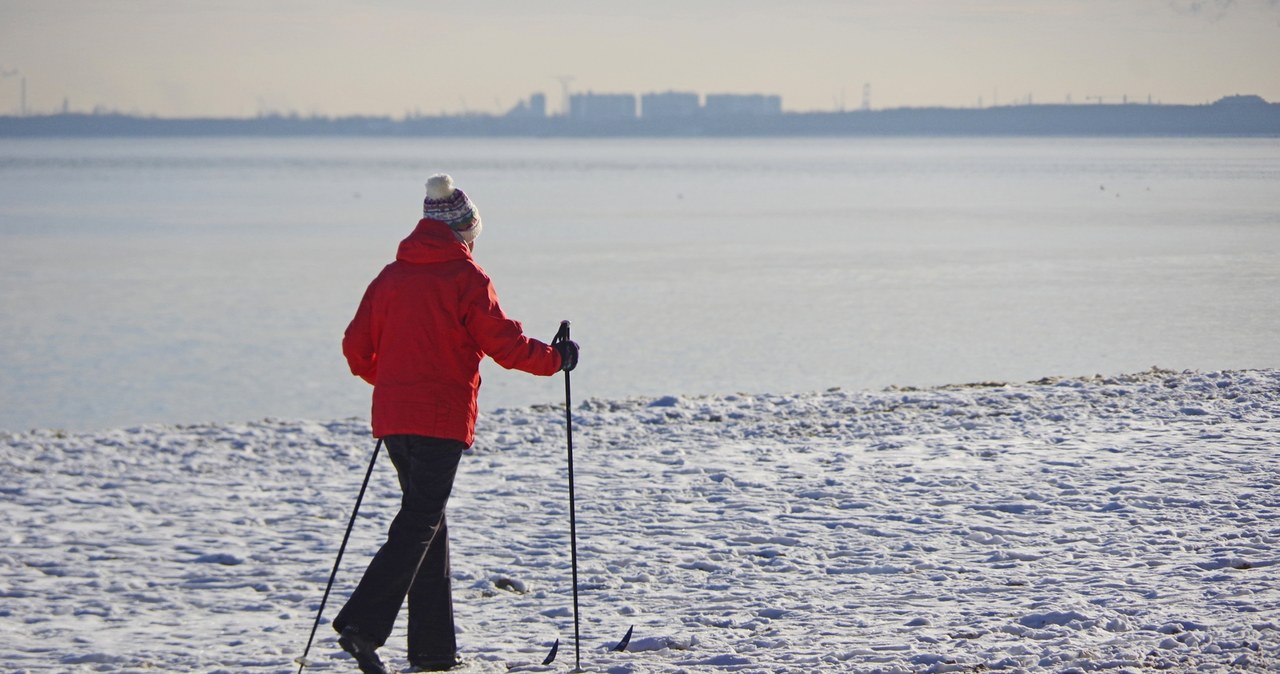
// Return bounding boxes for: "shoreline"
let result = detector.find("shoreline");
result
[4,366,1270,437]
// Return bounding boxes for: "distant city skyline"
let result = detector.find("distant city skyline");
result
[1,0,1279,118]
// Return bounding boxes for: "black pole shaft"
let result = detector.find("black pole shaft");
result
[295,438,383,672]
[554,320,582,671]
[566,367,582,671]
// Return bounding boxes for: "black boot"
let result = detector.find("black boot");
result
[338,627,390,674]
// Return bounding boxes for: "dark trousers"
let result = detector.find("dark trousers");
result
[334,435,466,660]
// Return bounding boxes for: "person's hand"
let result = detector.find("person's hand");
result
[553,340,579,372]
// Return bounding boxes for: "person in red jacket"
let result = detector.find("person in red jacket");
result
[334,174,578,674]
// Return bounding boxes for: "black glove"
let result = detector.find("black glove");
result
[553,340,579,372]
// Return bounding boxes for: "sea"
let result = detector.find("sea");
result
[1,136,1278,432]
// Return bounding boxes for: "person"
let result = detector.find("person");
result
[334,174,579,673]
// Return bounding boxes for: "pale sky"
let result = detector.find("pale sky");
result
[1,0,1278,118]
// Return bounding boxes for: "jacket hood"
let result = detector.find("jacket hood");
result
[396,218,473,264]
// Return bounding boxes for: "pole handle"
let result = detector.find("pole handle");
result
[553,319,571,345]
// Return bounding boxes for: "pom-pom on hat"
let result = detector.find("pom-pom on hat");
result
[423,174,482,244]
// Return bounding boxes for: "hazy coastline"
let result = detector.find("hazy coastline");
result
[3,95,1278,138]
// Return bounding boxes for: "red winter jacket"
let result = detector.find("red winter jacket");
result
[343,218,562,445]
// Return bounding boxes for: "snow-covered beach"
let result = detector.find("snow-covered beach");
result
[2,368,1277,673]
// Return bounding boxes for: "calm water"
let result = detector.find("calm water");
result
[2,136,1278,432]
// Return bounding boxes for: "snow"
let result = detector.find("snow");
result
[2,368,1278,673]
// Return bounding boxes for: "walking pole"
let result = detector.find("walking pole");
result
[551,320,583,672]
[294,438,384,672]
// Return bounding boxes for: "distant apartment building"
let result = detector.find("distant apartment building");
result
[507,89,782,121]
[704,94,783,116]
[569,92,637,120]
[641,91,701,118]
[506,92,547,118]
